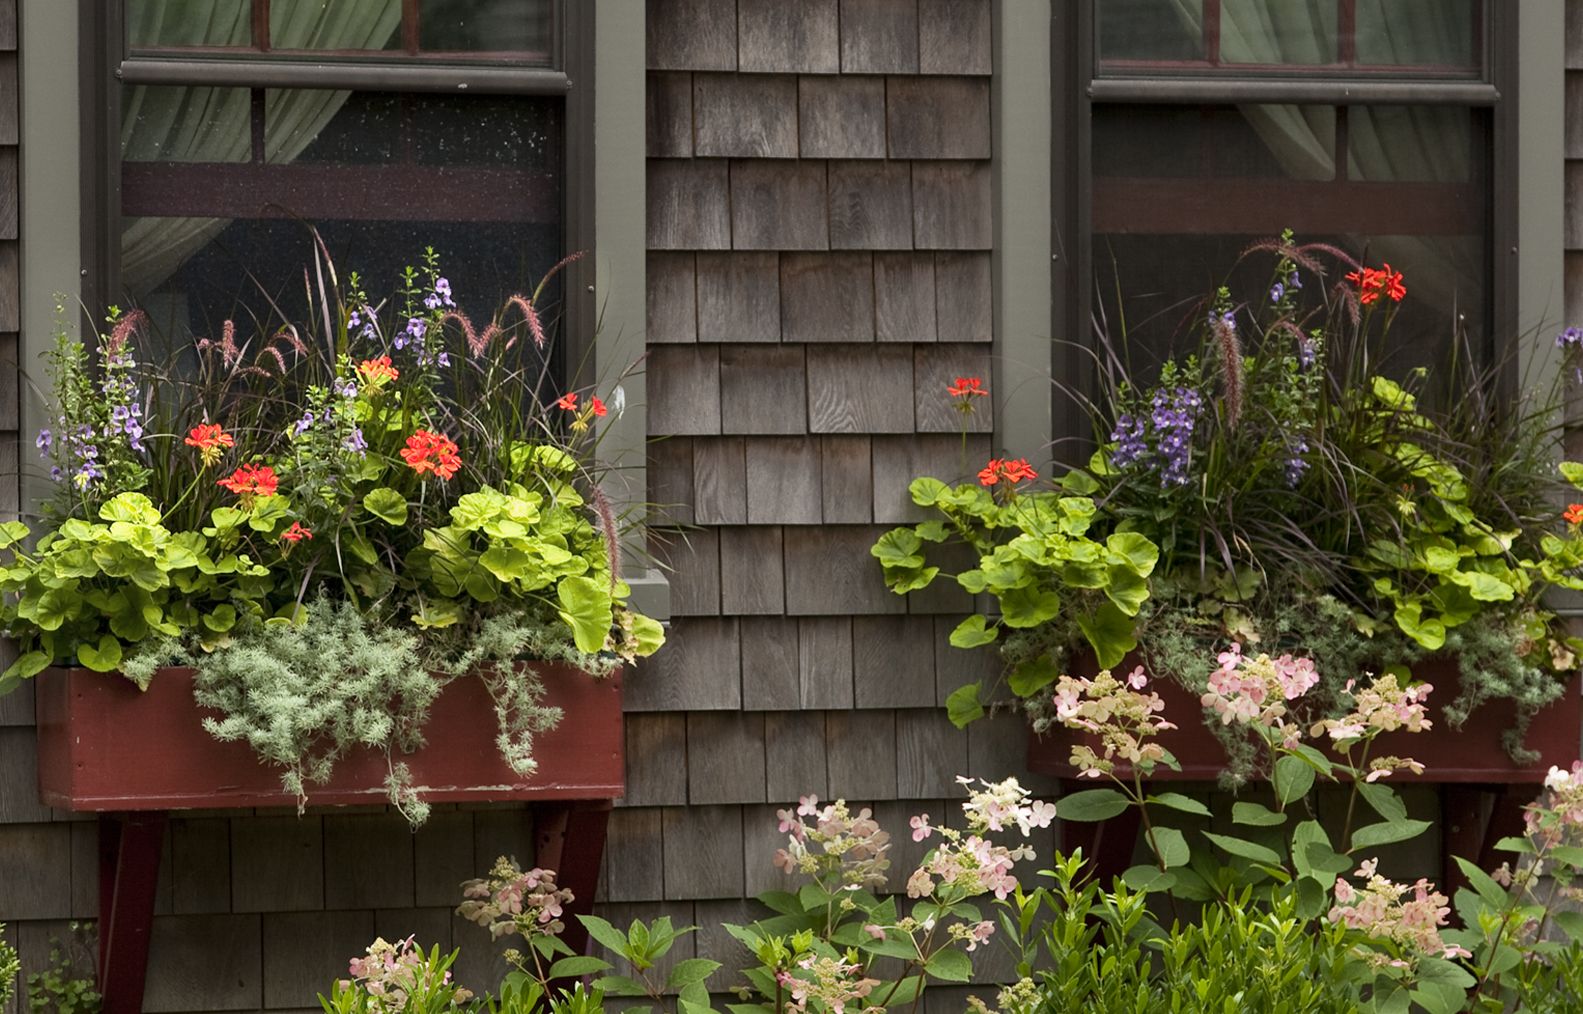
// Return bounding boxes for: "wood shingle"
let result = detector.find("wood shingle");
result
[626,617,743,711]
[647,71,694,157]
[914,344,994,432]
[647,0,738,71]
[840,0,921,74]
[602,807,666,903]
[262,911,377,1009]
[230,815,324,912]
[896,708,969,798]
[658,526,721,616]
[763,712,830,801]
[730,159,830,250]
[875,251,938,342]
[696,251,781,342]
[621,713,690,806]
[719,525,786,615]
[826,710,899,799]
[935,250,993,342]
[852,615,938,708]
[887,76,992,159]
[694,73,799,158]
[413,809,476,908]
[784,526,906,615]
[720,343,809,434]
[798,75,887,159]
[647,436,696,526]
[143,914,262,1013]
[686,711,768,803]
[647,344,722,436]
[737,0,840,73]
[797,617,857,708]
[693,436,748,524]
[740,616,802,710]
[745,436,823,524]
[918,0,992,75]
[911,161,993,250]
[828,161,915,250]
[780,251,878,341]
[871,433,989,521]
[646,250,697,343]
[820,435,875,523]
[807,344,915,433]
[662,806,746,899]
[648,158,731,250]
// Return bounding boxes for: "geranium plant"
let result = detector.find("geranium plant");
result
[0,247,662,820]
[876,232,1583,762]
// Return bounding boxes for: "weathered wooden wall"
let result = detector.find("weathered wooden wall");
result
[628,0,1048,1006]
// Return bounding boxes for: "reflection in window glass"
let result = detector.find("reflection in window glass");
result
[127,0,249,48]
[1220,0,1336,65]
[1094,105,1335,181]
[1098,0,1203,62]
[1356,0,1478,68]
[269,0,402,50]
[1348,106,1476,183]
[121,86,252,163]
[419,0,554,55]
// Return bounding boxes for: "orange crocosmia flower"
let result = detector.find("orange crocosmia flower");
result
[1566,503,1583,526]
[400,429,462,480]
[590,396,608,417]
[356,356,399,385]
[217,463,279,499]
[556,392,578,411]
[184,424,235,466]
[280,522,313,543]
[948,377,988,398]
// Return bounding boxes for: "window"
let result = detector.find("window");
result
[1059,1,1511,380]
[83,0,588,365]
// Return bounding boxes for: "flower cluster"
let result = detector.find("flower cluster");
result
[356,355,399,387]
[977,457,1038,487]
[1329,860,1468,966]
[456,856,575,941]
[1199,643,1317,742]
[781,954,881,1014]
[216,463,279,504]
[184,424,235,467]
[948,376,989,420]
[1557,326,1583,350]
[1051,666,1177,778]
[1566,503,1583,527]
[340,935,473,1011]
[398,430,461,480]
[1345,264,1407,305]
[1110,386,1202,487]
[556,391,608,434]
[905,777,1051,903]
[772,797,893,889]
[1309,674,1432,745]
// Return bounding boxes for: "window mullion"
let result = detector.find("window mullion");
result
[254,0,270,53]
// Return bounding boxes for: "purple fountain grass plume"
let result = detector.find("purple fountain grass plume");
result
[589,483,621,594]
[503,294,547,351]
[529,251,587,305]
[1333,280,1362,328]
[105,309,148,359]
[261,344,288,375]
[1212,312,1244,431]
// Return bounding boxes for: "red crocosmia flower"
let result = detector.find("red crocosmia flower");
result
[280,522,313,543]
[556,392,579,411]
[217,463,279,501]
[400,429,462,480]
[1566,503,1583,526]
[184,424,235,467]
[356,356,399,385]
[978,458,1038,487]
[948,377,988,398]
[590,396,608,417]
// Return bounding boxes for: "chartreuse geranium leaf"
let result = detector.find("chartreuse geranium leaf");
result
[1561,461,1583,488]
[999,585,1060,628]
[362,487,409,526]
[1076,601,1138,669]
[246,495,290,533]
[557,575,613,653]
[909,476,949,507]
[1007,656,1058,698]
[629,614,665,656]
[1056,788,1130,822]
[870,528,924,569]
[0,650,49,693]
[945,682,985,728]
[99,493,161,525]
[948,614,998,649]
[77,634,123,673]
[1105,531,1159,578]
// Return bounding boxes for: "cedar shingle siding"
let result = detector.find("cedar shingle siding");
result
[0,1,1034,1010]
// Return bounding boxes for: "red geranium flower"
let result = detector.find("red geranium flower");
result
[280,522,313,543]
[978,458,1038,487]
[1566,503,1583,526]
[184,424,235,467]
[400,429,461,480]
[1346,264,1407,305]
[217,463,279,502]
[589,396,608,417]
[948,377,988,398]
[556,392,579,411]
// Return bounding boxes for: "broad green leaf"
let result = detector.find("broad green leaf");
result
[1357,781,1408,823]
[362,487,409,526]
[629,614,665,656]
[1231,802,1287,827]
[549,956,612,978]
[1147,826,1190,868]
[0,650,50,688]
[1202,831,1281,866]
[909,476,949,507]
[1493,835,1535,855]
[99,493,161,526]
[1075,601,1138,669]
[1350,819,1432,852]
[480,545,534,583]
[0,519,31,548]
[1055,788,1130,822]
[1273,755,1315,806]
[1148,792,1211,817]
[1105,531,1159,578]
[948,614,998,649]
[665,958,722,989]
[77,634,123,673]
[556,575,613,653]
[590,975,649,997]
[1295,877,1327,919]
[1453,856,1511,909]
[1121,865,1177,893]
[1007,656,1058,698]
[924,947,972,982]
[1562,461,1583,488]
[1555,910,1583,943]
[945,682,985,727]
[999,585,1061,627]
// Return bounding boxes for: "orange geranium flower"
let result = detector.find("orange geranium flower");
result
[978,458,1038,487]
[280,522,313,543]
[356,356,399,386]
[1566,503,1583,526]
[184,424,235,467]
[400,429,461,480]
[556,392,579,411]
[948,377,988,398]
[217,463,279,503]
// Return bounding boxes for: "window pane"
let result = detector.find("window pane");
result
[1220,0,1336,65]
[419,0,555,56]
[269,0,402,50]
[1094,104,1335,181]
[1356,0,1479,69]
[1098,0,1203,62]
[127,0,250,48]
[120,87,562,335]
[122,86,252,163]
[1348,106,1477,183]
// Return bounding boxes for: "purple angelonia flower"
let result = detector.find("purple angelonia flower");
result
[434,278,454,307]
[293,411,315,437]
[35,428,51,456]
[1270,282,1284,303]
[49,466,63,482]
[1285,438,1311,487]
[335,378,358,399]
[1109,414,1147,469]
[1288,270,1302,290]
[1557,326,1583,350]
[1298,337,1317,370]
[343,428,367,455]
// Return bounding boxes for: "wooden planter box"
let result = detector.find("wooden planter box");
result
[36,663,624,809]
[1027,657,1581,783]
[33,663,625,1014]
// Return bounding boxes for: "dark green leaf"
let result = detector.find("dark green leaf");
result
[1149,792,1211,817]
[1055,788,1130,822]
[945,682,985,728]
[1231,802,1287,828]
[1349,819,1432,851]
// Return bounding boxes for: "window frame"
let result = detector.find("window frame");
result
[1053,0,1521,435]
[77,0,596,376]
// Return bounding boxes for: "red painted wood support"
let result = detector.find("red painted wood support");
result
[97,811,168,1014]
[534,799,614,957]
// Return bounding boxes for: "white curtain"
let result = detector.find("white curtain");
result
[1158,0,1480,307]
[120,0,403,295]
